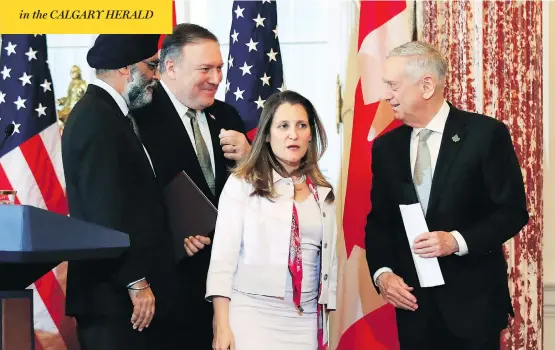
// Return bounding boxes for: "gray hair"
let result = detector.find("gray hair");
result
[159,23,219,74]
[95,69,111,78]
[387,41,448,85]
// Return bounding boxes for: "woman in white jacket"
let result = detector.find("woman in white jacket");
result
[206,90,338,350]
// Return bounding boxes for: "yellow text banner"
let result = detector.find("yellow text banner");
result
[0,0,173,34]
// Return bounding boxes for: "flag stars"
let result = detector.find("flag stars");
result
[225,79,231,93]
[255,96,266,109]
[245,38,259,52]
[266,48,278,62]
[25,47,38,61]
[239,62,253,76]
[231,29,239,44]
[19,72,32,86]
[40,79,52,92]
[234,5,245,19]
[14,96,26,110]
[233,87,245,101]
[278,83,285,92]
[35,103,47,117]
[0,91,5,104]
[262,0,272,3]
[12,121,21,134]
[253,14,266,28]
[228,56,234,68]
[260,73,271,86]
[273,26,279,39]
[1,66,11,80]
[4,42,17,56]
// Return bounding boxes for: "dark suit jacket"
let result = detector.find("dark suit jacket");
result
[133,84,246,300]
[62,85,179,319]
[365,104,528,341]
[134,85,245,207]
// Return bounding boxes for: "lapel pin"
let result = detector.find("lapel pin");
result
[209,113,216,120]
[452,134,460,143]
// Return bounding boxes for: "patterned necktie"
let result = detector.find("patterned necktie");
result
[186,109,215,195]
[413,129,433,215]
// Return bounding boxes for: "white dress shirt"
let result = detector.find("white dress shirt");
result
[373,100,469,284]
[160,80,216,176]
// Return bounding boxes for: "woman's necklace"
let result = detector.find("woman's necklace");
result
[292,174,306,185]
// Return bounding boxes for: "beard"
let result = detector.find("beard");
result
[123,65,158,110]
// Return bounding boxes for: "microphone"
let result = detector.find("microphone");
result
[0,123,15,152]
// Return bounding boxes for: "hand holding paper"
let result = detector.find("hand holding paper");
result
[412,230,459,258]
[399,204,445,288]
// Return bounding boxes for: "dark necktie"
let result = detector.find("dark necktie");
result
[127,112,141,142]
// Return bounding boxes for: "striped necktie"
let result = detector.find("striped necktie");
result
[186,109,215,195]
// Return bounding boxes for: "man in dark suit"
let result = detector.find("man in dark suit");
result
[365,41,529,350]
[133,24,250,349]
[62,35,180,349]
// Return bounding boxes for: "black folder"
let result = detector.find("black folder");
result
[163,171,218,262]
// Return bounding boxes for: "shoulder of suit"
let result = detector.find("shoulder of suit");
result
[206,100,246,134]
[208,100,241,119]
[451,105,507,130]
[62,88,127,144]
[211,99,237,111]
[372,123,410,148]
[66,90,120,128]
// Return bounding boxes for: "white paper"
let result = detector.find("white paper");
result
[399,204,445,288]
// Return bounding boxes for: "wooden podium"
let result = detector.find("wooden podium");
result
[1,290,33,349]
[0,205,131,350]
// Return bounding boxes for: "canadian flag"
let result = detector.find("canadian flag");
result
[333,1,411,349]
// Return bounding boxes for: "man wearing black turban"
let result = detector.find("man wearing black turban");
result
[61,34,180,349]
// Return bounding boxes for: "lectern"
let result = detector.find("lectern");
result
[0,205,130,350]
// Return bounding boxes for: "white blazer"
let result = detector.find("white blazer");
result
[206,170,338,312]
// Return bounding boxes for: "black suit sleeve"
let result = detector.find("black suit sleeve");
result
[459,122,529,256]
[220,102,247,135]
[77,130,154,287]
[365,137,396,283]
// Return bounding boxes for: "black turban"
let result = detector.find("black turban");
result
[87,34,160,69]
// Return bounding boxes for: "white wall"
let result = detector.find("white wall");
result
[46,35,97,101]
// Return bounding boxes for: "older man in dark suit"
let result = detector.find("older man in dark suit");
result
[134,23,250,349]
[365,41,528,350]
[62,34,180,350]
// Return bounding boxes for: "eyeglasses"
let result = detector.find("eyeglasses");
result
[142,60,160,71]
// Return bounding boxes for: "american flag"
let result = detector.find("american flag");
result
[0,34,79,349]
[224,0,284,140]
